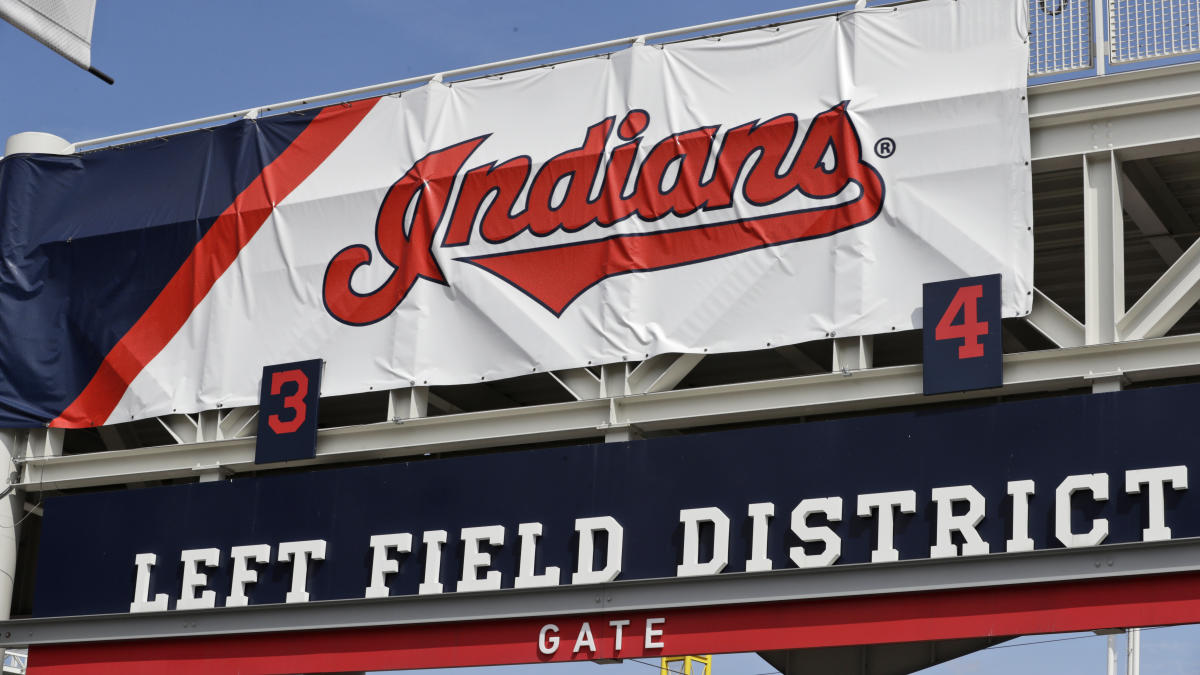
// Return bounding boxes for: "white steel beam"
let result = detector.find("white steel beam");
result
[1030,63,1200,163]
[1026,289,1085,348]
[1120,172,1184,264]
[157,414,198,445]
[1029,63,1200,126]
[217,406,258,439]
[0,432,20,671]
[599,363,630,398]
[388,387,429,421]
[19,428,63,459]
[549,368,601,401]
[1124,160,1196,236]
[1032,105,1200,162]
[19,334,1200,492]
[1083,151,1124,345]
[1118,234,1200,341]
[197,410,220,442]
[427,392,464,415]
[832,336,873,372]
[628,354,704,394]
[772,345,825,374]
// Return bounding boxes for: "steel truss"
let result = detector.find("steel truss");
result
[2,6,1200,673]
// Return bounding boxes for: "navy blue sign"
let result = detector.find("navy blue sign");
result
[923,274,1002,395]
[35,383,1200,618]
[255,359,322,464]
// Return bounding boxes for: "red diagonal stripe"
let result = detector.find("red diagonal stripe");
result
[51,99,379,429]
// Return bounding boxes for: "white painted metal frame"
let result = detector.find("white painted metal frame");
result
[3,3,1200,664]
[18,331,1200,491]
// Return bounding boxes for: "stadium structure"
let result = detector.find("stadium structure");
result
[1,0,1200,674]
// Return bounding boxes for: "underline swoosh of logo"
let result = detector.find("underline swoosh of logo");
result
[457,175,884,316]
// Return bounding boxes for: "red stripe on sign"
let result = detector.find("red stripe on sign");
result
[27,572,1200,675]
[50,99,378,429]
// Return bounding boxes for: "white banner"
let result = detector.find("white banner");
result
[109,0,1030,423]
[0,0,95,68]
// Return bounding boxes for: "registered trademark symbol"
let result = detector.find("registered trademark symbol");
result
[875,137,896,158]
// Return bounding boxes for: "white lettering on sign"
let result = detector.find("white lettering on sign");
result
[365,533,412,599]
[609,619,630,651]
[128,553,168,612]
[124,465,1192,613]
[458,525,505,592]
[418,529,448,595]
[535,617,667,655]
[789,497,843,569]
[1006,480,1036,553]
[645,617,666,649]
[677,507,729,577]
[515,522,561,589]
[572,516,623,584]
[176,548,220,610]
[573,622,596,653]
[745,502,775,572]
[227,543,271,607]
[1056,473,1109,548]
[278,539,326,603]
[929,485,989,558]
[857,490,917,563]
[1126,465,1188,542]
[538,623,560,655]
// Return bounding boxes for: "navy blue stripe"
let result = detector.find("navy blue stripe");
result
[0,109,322,427]
[31,382,1200,616]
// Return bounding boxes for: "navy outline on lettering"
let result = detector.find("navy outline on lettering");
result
[441,110,838,250]
[323,102,885,324]
[457,174,885,318]
[322,135,489,327]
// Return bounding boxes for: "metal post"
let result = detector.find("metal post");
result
[1093,0,1107,75]
[388,386,429,421]
[0,431,22,671]
[832,336,874,372]
[1126,627,1140,675]
[1107,634,1117,675]
[1082,151,1124,345]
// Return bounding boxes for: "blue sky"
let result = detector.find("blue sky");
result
[2,1,1198,673]
[0,0,819,144]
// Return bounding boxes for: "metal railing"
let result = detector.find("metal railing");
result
[72,0,863,150]
[1030,0,1200,76]
[1109,0,1200,63]
[58,0,1200,151]
[1029,0,1094,75]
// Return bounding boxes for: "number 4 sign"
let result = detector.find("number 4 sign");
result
[255,359,323,464]
[922,275,1002,395]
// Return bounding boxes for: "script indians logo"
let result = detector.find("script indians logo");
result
[323,102,884,324]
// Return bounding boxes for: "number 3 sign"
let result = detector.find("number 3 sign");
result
[255,359,323,464]
[922,275,1002,395]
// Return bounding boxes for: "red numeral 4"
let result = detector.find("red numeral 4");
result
[935,284,988,359]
